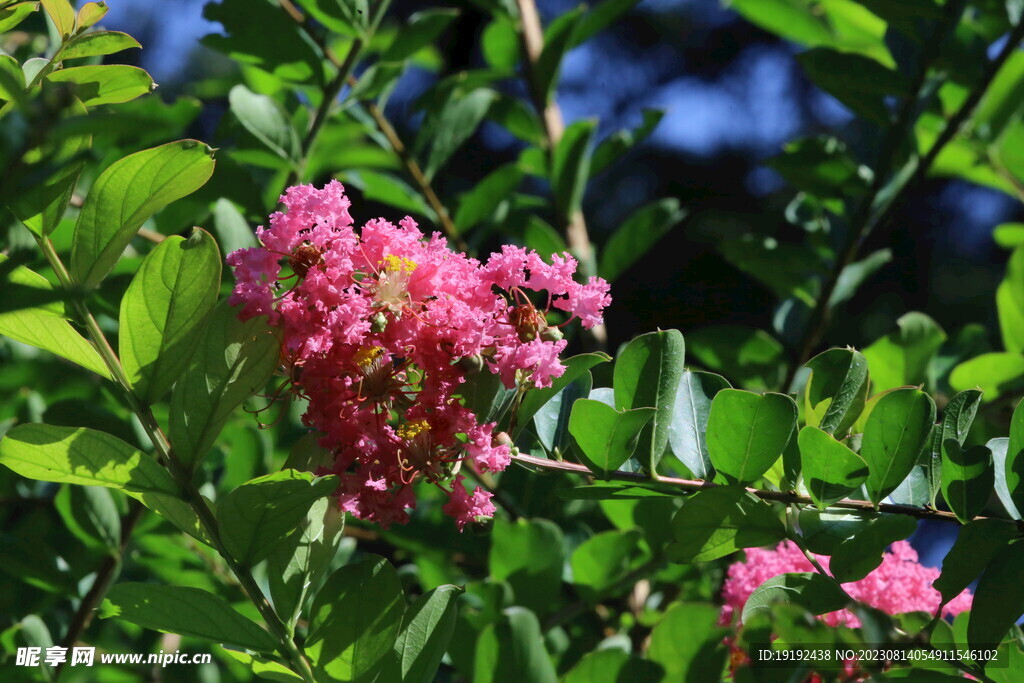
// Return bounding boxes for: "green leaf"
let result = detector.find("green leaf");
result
[76,1,108,30]
[798,426,869,510]
[728,0,834,47]
[58,31,142,60]
[458,367,517,427]
[515,352,609,437]
[998,246,1024,353]
[994,223,1024,250]
[0,53,24,102]
[647,602,727,682]
[927,389,984,506]
[169,303,281,469]
[861,387,936,504]
[488,95,543,144]
[0,2,38,33]
[707,389,797,485]
[45,65,155,107]
[804,348,869,436]
[99,583,277,652]
[1005,398,1024,517]
[489,518,564,616]
[667,370,731,480]
[949,353,1024,402]
[563,649,663,683]
[344,169,434,219]
[71,140,216,289]
[934,519,1018,608]
[534,8,584,102]
[862,312,946,392]
[482,16,518,71]
[968,541,1024,651]
[219,650,303,682]
[941,441,993,524]
[268,497,345,630]
[667,487,786,563]
[394,585,462,683]
[424,89,496,179]
[613,329,686,473]
[453,164,523,233]
[218,470,338,567]
[797,508,872,555]
[54,484,120,553]
[0,259,110,378]
[40,0,74,38]
[212,198,258,253]
[599,199,686,283]
[119,229,221,404]
[742,573,849,622]
[570,529,641,602]
[590,108,664,175]
[989,437,1022,519]
[533,369,591,456]
[203,0,323,83]
[229,85,301,163]
[382,8,459,62]
[687,325,786,390]
[551,119,595,219]
[307,555,405,683]
[569,399,654,478]
[830,249,893,307]
[828,514,917,583]
[797,47,906,123]
[473,608,557,683]
[0,424,177,498]
[718,235,820,306]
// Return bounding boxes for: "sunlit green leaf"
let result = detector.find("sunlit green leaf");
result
[668,487,786,563]
[861,388,935,504]
[707,389,796,485]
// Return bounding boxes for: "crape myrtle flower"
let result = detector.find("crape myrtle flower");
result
[720,540,973,628]
[226,181,610,529]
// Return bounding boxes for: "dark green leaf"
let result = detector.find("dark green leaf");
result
[668,370,731,480]
[797,48,907,123]
[344,169,435,218]
[613,329,685,473]
[229,85,301,163]
[687,325,786,390]
[0,2,38,33]
[861,387,936,503]
[934,519,1018,607]
[551,119,596,218]
[647,601,727,682]
[830,249,893,307]
[100,583,277,652]
[707,389,797,485]
[218,470,338,567]
[119,229,221,404]
[458,367,516,427]
[797,509,872,555]
[307,555,405,682]
[54,484,120,553]
[453,164,523,233]
[599,199,686,283]
[382,9,459,62]
[563,649,663,683]
[395,585,462,683]
[968,541,1024,650]
[804,348,869,436]
[590,108,664,175]
[989,437,1022,519]
[533,369,591,456]
[534,8,584,102]
[71,140,216,289]
[473,607,556,683]
[941,441,993,524]
[668,487,786,563]
[728,0,834,47]
[515,352,609,437]
[998,246,1024,353]
[168,302,282,470]
[1006,399,1024,518]
[424,89,496,179]
[742,573,849,622]
[489,518,564,616]
[570,529,640,602]
[927,389,984,506]
[828,514,917,583]
[798,426,869,509]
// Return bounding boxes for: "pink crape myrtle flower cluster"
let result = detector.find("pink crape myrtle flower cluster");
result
[720,540,973,628]
[226,181,610,529]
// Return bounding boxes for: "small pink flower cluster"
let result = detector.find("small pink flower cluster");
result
[226,181,610,529]
[720,540,973,627]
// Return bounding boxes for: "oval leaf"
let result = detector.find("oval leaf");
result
[804,347,868,436]
[568,399,654,479]
[707,389,797,485]
[860,388,936,504]
[941,441,993,524]
[798,425,869,510]
[45,65,155,107]
[668,487,786,563]
[667,370,730,480]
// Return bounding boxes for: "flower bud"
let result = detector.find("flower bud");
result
[540,327,564,342]
[370,312,388,333]
[457,354,486,373]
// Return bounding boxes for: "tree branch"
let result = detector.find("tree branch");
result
[510,452,1021,527]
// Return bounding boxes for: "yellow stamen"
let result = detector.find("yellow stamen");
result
[396,419,430,441]
[381,254,417,273]
[353,346,385,368]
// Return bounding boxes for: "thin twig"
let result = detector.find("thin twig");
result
[511,452,1023,527]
